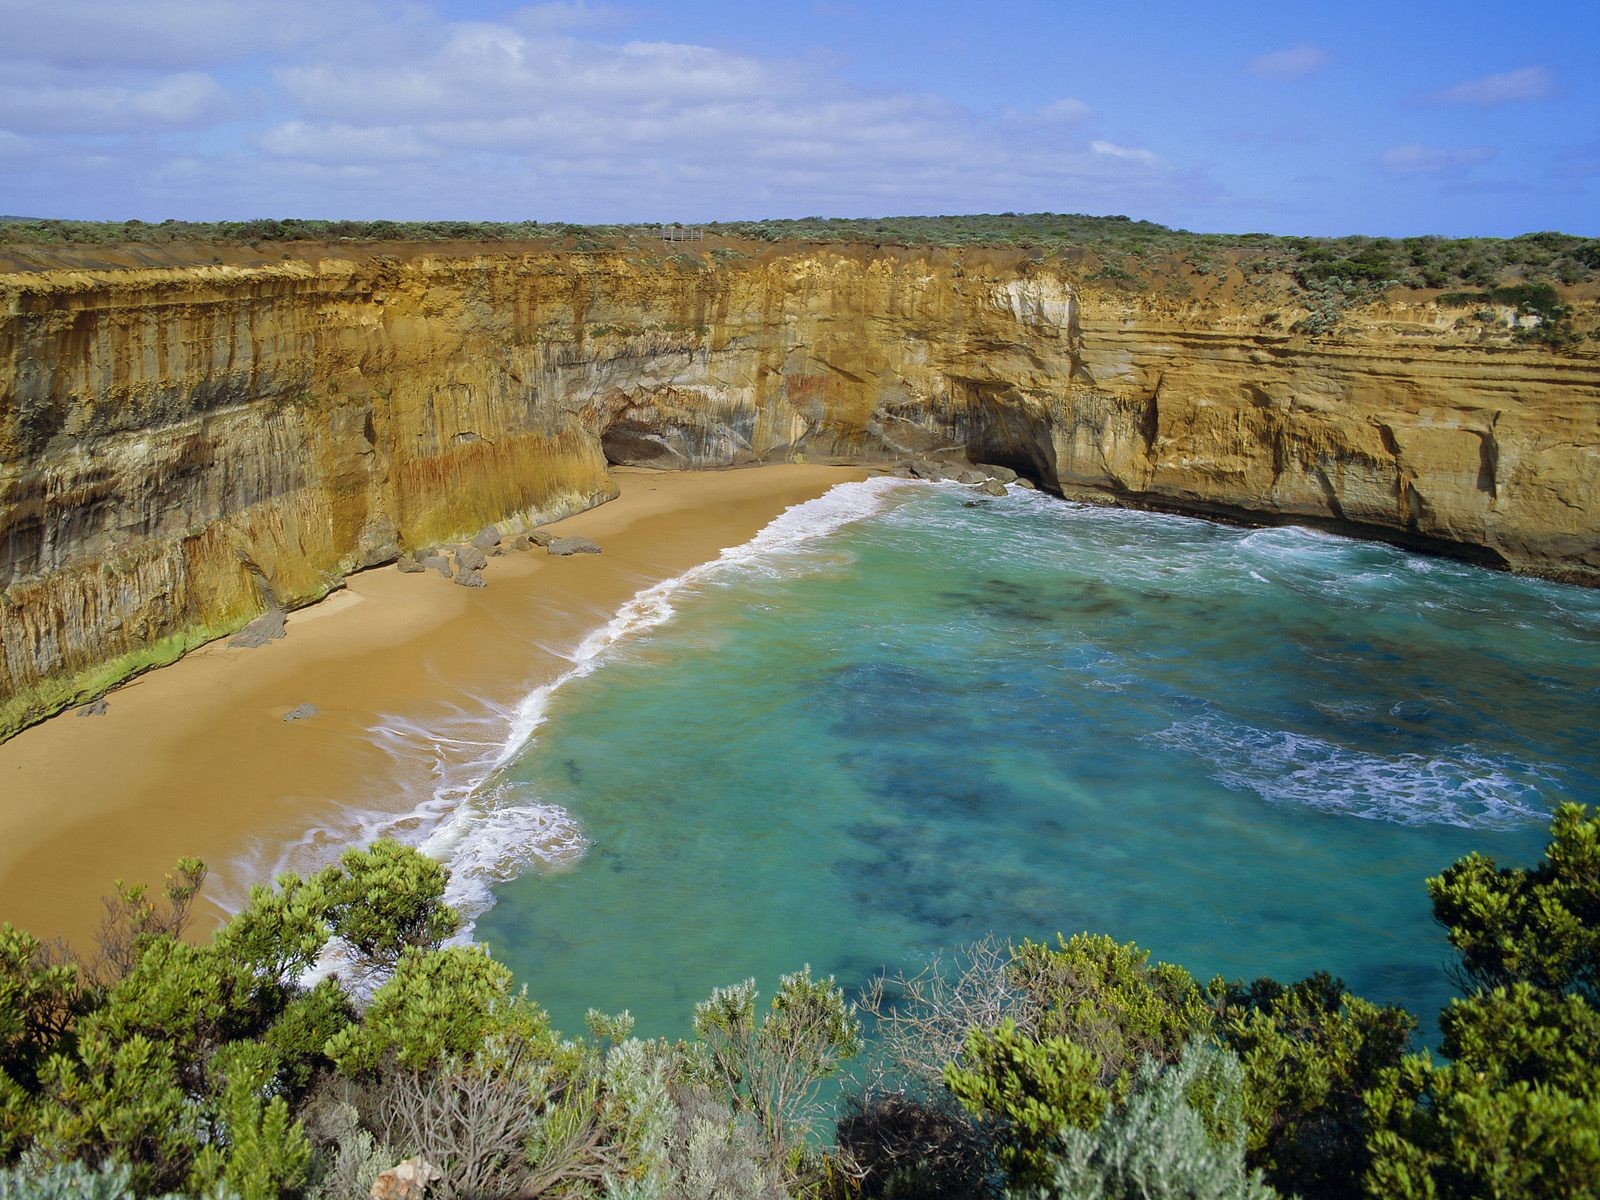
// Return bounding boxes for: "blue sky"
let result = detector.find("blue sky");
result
[1,0,1595,236]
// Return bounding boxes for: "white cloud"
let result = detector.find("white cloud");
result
[0,0,380,69]
[0,3,1216,223]
[1376,144,1496,176]
[1425,66,1556,106]
[1247,44,1329,81]
[1091,141,1161,166]
[0,67,235,134]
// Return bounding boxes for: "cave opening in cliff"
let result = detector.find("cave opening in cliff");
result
[599,418,691,470]
[959,385,1062,495]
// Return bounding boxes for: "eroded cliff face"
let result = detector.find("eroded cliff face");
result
[3,243,1597,736]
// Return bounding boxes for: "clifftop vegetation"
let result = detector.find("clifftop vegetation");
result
[2,805,1596,1199]
[3,213,1596,291]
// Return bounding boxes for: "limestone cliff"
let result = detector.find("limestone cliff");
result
[2,241,1597,737]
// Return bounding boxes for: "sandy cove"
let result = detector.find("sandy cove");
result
[0,465,867,951]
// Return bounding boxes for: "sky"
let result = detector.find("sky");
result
[1,0,1596,237]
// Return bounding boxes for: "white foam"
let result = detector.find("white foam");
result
[1144,714,1552,831]
[240,475,912,930]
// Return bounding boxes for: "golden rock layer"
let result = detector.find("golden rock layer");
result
[2,244,1597,737]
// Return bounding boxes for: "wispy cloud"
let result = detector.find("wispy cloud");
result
[1424,66,1556,106]
[1030,98,1093,124]
[1247,44,1329,81]
[1376,144,1496,176]
[1091,140,1160,166]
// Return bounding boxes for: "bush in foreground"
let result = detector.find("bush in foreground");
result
[0,807,1595,1199]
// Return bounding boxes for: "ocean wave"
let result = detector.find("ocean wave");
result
[1144,714,1552,830]
[243,475,911,930]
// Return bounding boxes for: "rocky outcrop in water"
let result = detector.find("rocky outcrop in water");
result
[2,241,1596,736]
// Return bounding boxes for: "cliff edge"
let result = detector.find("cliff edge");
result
[3,236,1597,737]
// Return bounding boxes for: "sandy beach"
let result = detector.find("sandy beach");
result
[0,464,867,952]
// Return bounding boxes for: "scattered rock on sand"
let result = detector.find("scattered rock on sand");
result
[454,568,487,588]
[77,698,109,717]
[230,607,287,648]
[397,556,426,574]
[283,703,317,723]
[422,554,453,579]
[455,545,489,572]
[527,529,553,548]
[547,535,601,556]
[508,534,532,552]
[471,525,502,551]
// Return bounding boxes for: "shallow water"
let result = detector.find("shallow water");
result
[471,481,1600,1039]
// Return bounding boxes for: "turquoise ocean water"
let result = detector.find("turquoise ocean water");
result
[448,480,1598,1039]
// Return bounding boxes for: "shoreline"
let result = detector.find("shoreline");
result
[0,464,868,952]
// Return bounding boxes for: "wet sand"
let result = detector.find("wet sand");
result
[0,465,867,951]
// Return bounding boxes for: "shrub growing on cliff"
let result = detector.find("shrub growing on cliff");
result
[687,967,863,1187]
[1209,973,1411,1199]
[0,840,458,1196]
[1363,803,1600,1199]
[1027,1040,1277,1200]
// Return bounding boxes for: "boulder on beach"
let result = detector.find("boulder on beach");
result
[471,525,502,551]
[547,535,601,556]
[422,554,453,579]
[908,459,945,481]
[527,529,554,548]
[396,556,426,574]
[455,545,489,572]
[957,469,985,485]
[1015,477,1037,490]
[975,463,1019,484]
[283,703,317,723]
[454,568,487,588]
[508,534,532,552]
[230,607,286,649]
[976,478,1009,497]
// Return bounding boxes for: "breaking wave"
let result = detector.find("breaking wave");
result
[1144,714,1553,830]
[241,475,912,928]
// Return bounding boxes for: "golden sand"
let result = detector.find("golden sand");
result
[0,465,866,951]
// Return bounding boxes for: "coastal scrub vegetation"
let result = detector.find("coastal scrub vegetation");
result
[1,804,1597,1199]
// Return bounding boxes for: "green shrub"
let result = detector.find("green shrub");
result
[1363,804,1600,1199]
[944,1019,1107,1192]
[1211,973,1411,1198]
[688,967,862,1186]
[1029,1040,1277,1200]
[1010,934,1213,1095]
